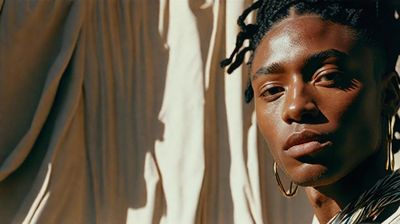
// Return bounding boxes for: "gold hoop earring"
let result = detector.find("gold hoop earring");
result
[273,162,298,198]
[386,116,395,172]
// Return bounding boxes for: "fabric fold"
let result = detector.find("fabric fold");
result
[0,0,85,181]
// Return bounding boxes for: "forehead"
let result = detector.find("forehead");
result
[251,15,357,74]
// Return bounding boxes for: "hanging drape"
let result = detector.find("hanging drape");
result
[1,0,398,223]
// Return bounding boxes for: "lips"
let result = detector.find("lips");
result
[283,129,332,158]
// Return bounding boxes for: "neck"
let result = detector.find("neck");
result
[305,150,390,224]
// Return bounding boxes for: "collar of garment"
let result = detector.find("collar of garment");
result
[328,169,400,224]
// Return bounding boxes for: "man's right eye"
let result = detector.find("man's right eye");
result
[260,86,285,101]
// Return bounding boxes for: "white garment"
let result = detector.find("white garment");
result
[311,205,400,224]
[383,206,400,224]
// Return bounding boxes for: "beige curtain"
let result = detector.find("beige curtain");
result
[1,0,398,223]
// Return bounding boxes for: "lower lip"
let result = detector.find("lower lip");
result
[285,141,332,158]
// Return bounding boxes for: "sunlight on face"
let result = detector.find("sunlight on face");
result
[251,15,383,187]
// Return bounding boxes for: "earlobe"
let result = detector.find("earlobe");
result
[382,71,400,116]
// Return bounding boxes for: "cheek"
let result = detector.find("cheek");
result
[344,87,381,148]
[255,100,286,157]
[318,82,379,130]
[318,85,381,158]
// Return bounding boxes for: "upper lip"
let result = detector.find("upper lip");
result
[283,129,329,151]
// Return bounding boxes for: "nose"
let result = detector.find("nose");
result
[282,77,320,124]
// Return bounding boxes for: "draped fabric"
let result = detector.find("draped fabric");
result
[0,1,398,223]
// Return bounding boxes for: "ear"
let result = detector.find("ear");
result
[382,71,400,117]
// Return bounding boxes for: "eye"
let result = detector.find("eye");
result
[260,85,285,101]
[314,71,344,87]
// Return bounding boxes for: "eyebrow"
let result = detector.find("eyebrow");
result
[252,49,349,80]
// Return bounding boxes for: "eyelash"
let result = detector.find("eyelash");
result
[260,85,285,101]
[313,70,344,87]
[259,70,345,101]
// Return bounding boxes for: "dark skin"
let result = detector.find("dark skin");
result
[251,14,400,223]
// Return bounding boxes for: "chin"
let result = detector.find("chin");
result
[288,163,341,187]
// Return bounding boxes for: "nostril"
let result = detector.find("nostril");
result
[283,101,327,124]
[299,106,329,124]
[301,110,321,124]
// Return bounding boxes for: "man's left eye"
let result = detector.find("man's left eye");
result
[314,71,343,87]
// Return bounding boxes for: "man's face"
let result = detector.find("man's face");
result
[251,15,384,187]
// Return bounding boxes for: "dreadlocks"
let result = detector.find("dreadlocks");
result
[221,0,400,103]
